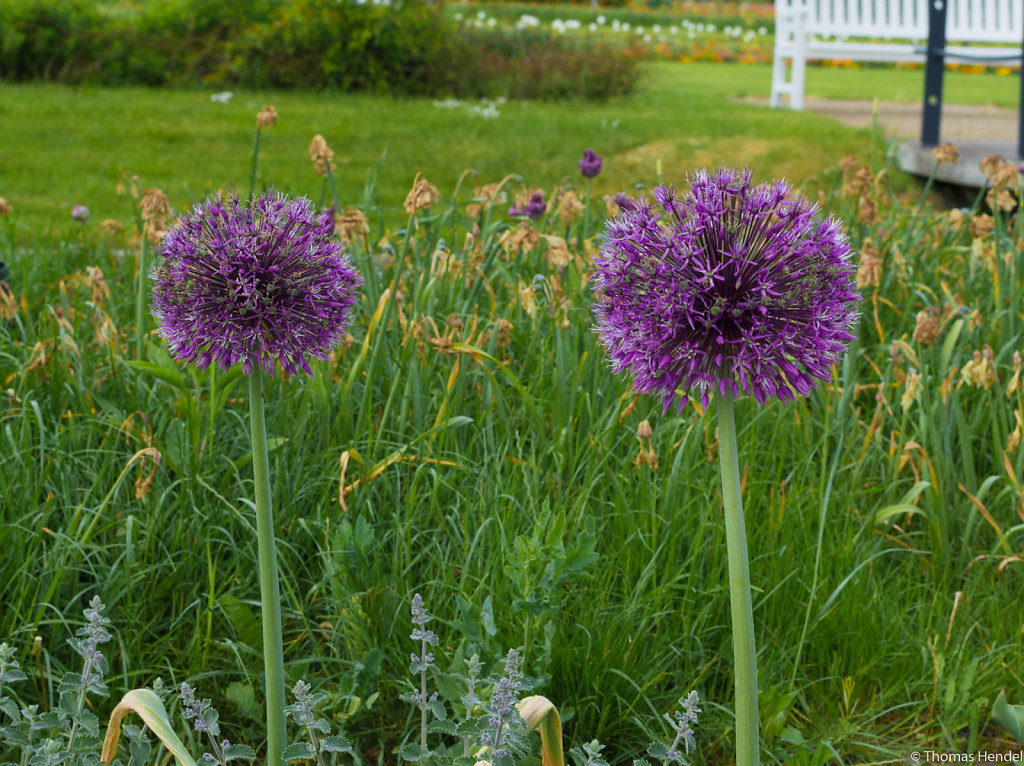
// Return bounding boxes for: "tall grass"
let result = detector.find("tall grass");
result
[1,127,1023,764]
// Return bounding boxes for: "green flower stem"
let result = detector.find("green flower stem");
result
[135,237,148,361]
[717,389,760,766]
[249,369,287,766]
[325,163,343,212]
[583,177,593,241]
[249,128,262,199]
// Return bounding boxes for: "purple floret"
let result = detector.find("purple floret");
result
[590,166,859,412]
[579,149,603,178]
[151,191,362,376]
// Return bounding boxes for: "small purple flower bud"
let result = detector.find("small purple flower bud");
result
[579,149,603,178]
[613,192,637,212]
[523,191,547,220]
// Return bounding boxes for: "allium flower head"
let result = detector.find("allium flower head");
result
[579,149,603,178]
[591,167,858,412]
[71,205,89,223]
[152,191,362,375]
[509,191,546,220]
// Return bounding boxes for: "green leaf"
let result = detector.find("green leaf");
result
[125,361,185,391]
[58,673,83,697]
[480,595,497,637]
[281,743,314,762]
[1,669,27,685]
[223,744,256,762]
[0,699,20,722]
[646,741,670,759]
[219,595,262,650]
[321,734,351,753]
[993,690,1024,744]
[427,719,457,736]
[78,709,99,737]
[399,743,431,762]
[225,683,262,724]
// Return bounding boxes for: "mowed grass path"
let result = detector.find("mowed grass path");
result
[0,61,882,235]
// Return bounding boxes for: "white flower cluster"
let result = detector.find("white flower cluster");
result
[432,97,506,120]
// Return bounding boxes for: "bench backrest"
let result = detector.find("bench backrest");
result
[779,0,1022,44]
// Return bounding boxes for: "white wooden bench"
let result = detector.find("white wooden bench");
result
[771,0,1024,110]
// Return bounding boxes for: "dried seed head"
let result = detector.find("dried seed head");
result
[542,234,571,269]
[140,188,171,223]
[839,155,860,174]
[857,194,878,225]
[1007,409,1022,452]
[932,143,959,165]
[467,183,502,217]
[912,309,940,345]
[144,217,169,245]
[500,221,540,255]
[980,154,1017,189]
[960,346,996,389]
[1007,351,1023,398]
[637,419,653,439]
[970,214,994,239]
[519,279,538,317]
[986,187,1016,213]
[309,135,336,177]
[556,189,585,226]
[257,104,278,130]
[334,208,369,243]
[403,173,439,216]
[901,370,921,412]
[856,240,882,288]
[0,197,10,216]
[101,219,125,237]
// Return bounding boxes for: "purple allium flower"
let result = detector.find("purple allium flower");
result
[613,192,637,213]
[579,149,603,178]
[509,191,547,220]
[151,191,362,375]
[591,167,859,412]
[71,205,89,223]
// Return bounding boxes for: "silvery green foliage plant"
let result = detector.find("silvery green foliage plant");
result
[178,683,255,765]
[577,691,702,766]
[399,595,530,766]
[281,681,351,764]
[0,598,124,766]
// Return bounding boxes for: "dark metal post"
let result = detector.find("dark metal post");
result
[921,0,948,146]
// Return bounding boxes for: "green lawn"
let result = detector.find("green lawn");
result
[0,61,875,238]
[3,60,1018,238]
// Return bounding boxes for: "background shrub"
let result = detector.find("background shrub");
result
[0,0,641,99]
